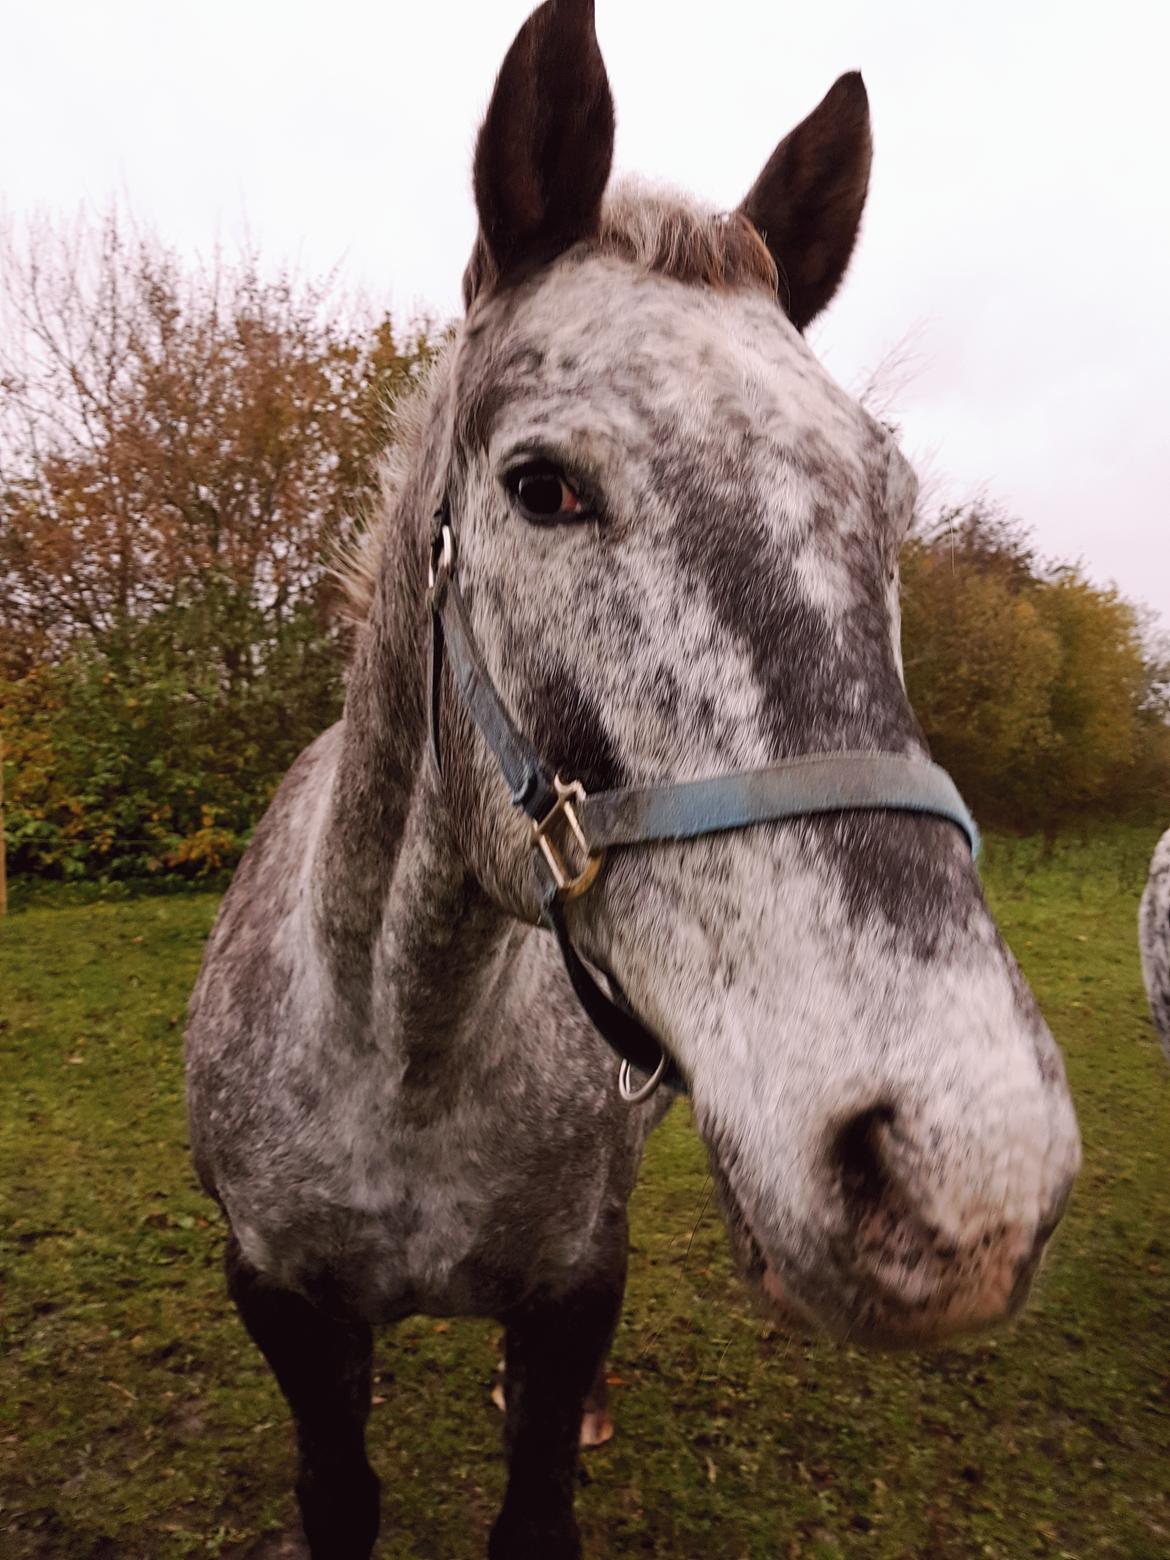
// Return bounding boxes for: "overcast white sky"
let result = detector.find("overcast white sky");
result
[4,0,1167,629]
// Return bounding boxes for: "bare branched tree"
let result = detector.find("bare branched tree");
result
[0,207,433,672]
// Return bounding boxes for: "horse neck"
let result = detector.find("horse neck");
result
[314,576,428,949]
[311,465,528,1053]
[313,366,448,952]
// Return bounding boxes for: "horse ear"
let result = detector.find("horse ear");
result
[465,0,615,304]
[739,72,873,331]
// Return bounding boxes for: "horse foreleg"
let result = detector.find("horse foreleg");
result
[225,1235,380,1560]
[489,1263,625,1560]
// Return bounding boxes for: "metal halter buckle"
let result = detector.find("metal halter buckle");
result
[532,775,605,901]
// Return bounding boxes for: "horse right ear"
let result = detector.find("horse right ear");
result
[464,0,615,307]
[739,72,873,331]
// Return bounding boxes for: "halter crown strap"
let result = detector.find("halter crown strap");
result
[429,546,557,822]
[426,509,979,1102]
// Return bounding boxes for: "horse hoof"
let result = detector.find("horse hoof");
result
[490,1358,614,1449]
[578,1407,615,1450]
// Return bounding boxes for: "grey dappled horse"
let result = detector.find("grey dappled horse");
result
[185,3,1082,1555]
[1141,829,1170,1057]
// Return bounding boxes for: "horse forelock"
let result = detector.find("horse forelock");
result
[596,179,779,297]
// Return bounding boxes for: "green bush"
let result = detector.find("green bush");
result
[1,589,343,881]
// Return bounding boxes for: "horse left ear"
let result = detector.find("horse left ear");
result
[464,0,615,306]
[739,72,873,331]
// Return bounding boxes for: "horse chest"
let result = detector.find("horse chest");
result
[222,1071,630,1321]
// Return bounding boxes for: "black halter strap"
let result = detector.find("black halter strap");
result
[426,503,979,1102]
[427,510,676,1089]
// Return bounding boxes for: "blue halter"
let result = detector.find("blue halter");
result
[427,507,979,1102]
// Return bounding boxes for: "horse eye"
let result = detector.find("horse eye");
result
[506,462,585,524]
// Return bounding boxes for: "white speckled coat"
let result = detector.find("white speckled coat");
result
[1141,829,1170,1058]
[183,3,1081,1554]
[187,219,1080,1339]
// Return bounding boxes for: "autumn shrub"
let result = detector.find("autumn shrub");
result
[0,209,436,880]
[901,509,1170,831]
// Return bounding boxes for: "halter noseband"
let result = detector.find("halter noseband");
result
[427,501,979,1104]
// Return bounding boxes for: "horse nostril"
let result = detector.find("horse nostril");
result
[832,1104,899,1219]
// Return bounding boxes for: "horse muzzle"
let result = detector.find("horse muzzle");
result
[707,1085,1080,1349]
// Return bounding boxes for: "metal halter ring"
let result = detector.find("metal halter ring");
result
[428,524,455,591]
[618,1051,670,1104]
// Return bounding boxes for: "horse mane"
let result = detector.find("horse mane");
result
[335,182,779,626]
[333,349,450,629]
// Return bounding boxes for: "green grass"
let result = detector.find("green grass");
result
[2,827,1169,1558]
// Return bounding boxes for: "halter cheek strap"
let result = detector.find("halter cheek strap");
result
[426,507,979,1103]
[428,522,677,1089]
